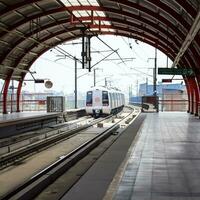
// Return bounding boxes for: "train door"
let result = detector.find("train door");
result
[93,89,102,107]
[86,91,93,106]
[102,91,109,106]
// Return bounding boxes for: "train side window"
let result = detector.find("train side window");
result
[86,91,93,106]
[102,91,109,105]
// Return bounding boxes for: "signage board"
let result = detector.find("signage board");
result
[158,68,193,76]
[162,79,172,83]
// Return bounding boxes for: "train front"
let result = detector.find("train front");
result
[85,88,110,118]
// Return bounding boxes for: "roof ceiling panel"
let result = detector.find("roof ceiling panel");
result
[0,13,23,26]
[16,4,43,17]
[0,0,23,6]
[99,0,119,8]
[51,11,70,20]
[0,0,199,80]
[35,0,61,11]
[142,0,158,13]
[0,2,6,11]
[17,38,36,50]
[121,5,139,16]
[1,33,21,45]
[47,25,66,34]
[160,0,181,14]
[187,0,200,10]
[181,9,193,26]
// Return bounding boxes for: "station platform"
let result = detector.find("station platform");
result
[61,112,200,200]
[0,109,87,139]
[0,112,61,138]
[0,112,59,126]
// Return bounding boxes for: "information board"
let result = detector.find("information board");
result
[158,68,193,76]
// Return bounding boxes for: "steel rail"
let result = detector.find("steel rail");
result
[0,116,111,170]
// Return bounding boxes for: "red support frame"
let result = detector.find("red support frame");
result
[184,78,191,113]
[16,80,23,112]
[187,77,199,115]
[191,78,199,116]
[3,77,11,114]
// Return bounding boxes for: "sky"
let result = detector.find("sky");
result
[22,35,181,97]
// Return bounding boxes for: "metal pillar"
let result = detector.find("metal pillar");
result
[184,78,190,113]
[187,78,194,114]
[94,68,96,87]
[188,77,199,116]
[153,48,157,97]
[10,80,14,113]
[3,77,11,114]
[75,57,77,109]
[171,9,200,68]
[153,48,158,111]
[16,80,23,112]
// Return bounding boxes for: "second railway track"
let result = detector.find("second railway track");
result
[0,106,138,200]
[0,116,110,170]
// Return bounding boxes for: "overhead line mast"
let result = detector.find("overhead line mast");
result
[59,0,126,70]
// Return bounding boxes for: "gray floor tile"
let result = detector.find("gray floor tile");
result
[114,113,200,200]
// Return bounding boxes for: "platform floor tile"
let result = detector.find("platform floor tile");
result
[114,112,200,200]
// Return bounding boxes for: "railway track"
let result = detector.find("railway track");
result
[0,107,137,200]
[0,116,110,170]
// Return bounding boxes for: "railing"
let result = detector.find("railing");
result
[0,93,86,113]
[159,99,188,112]
[130,94,188,112]
[0,93,52,113]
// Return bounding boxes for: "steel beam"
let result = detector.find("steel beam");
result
[3,77,11,114]
[172,9,200,68]
[16,80,23,112]
[9,25,177,77]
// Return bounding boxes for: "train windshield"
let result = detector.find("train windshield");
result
[102,91,109,105]
[86,91,93,106]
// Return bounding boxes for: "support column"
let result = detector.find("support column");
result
[3,77,11,114]
[187,77,197,115]
[184,78,190,113]
[191,78,199,116]
[74,57,77,109]
[16,80,23,112]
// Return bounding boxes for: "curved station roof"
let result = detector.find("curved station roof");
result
[0,0,200,82]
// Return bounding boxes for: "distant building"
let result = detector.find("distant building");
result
[139,82,186,96]
[130,83,188,111]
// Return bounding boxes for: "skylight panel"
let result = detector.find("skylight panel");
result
[90,28,99,31]
[94,11,106,17]
[60,0,113,33]
[78,10,90,16]
[89,28,116,33]
[103,21,111,25]
[101,28,115,32]
[73,11,81,17]
[60,0,99,6]
[70,0,80,5]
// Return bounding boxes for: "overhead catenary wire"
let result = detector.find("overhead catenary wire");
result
[121,37,148,63]
[40,57,74,70]
[58,1,125,66]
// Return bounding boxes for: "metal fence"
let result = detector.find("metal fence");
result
[130,93,188,112]
[0,93,53,113]
[0,93,86,113]
[159,94,188,112]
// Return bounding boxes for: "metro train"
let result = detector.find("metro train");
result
[85,86,125,117]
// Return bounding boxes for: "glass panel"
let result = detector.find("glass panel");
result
[102,91,109,105]
[86,91,92,105]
